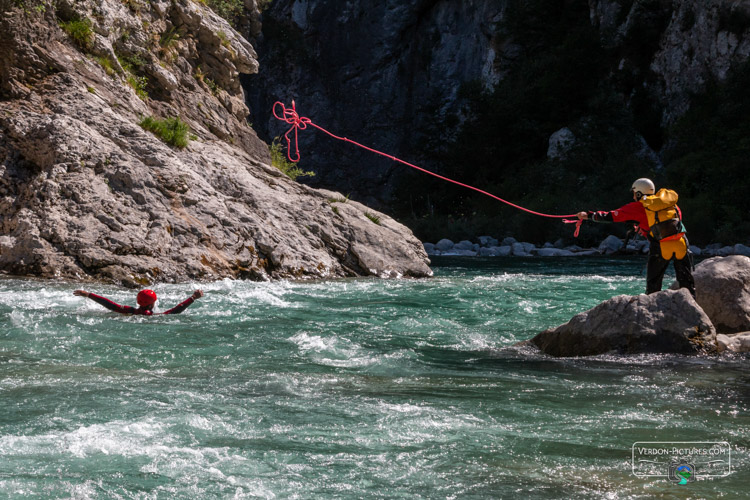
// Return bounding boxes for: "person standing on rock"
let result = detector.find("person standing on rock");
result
[576,178,695,296]
[74,288,204,315]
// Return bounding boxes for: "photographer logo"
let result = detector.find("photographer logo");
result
[669,461,695,485]
[631,441,731,482]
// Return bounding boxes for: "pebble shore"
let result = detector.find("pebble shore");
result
[423,236,750,258]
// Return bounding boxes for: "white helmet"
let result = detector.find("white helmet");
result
[631,178,655,198]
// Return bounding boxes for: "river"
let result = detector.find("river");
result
[1,257,747,498]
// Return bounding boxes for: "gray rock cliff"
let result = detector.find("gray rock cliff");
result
[0,0,431,286]
[592,0,750,124]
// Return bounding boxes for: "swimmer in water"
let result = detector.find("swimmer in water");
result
[73,289,203,315]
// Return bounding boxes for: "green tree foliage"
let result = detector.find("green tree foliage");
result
[663,60,750,245]
[395,0,750,247]
[396,0,652,244]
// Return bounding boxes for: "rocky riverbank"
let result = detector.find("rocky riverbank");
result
[0,0,431,286]
[425,235,750,258]
[528,255,750,356]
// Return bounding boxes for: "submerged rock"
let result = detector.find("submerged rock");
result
[531,289,715,357]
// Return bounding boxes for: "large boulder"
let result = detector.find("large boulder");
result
[598,235,624,255]
[454,240,476,251]
[435,239,455,252]
[478,236,498,247]
[673,256,750,333]
[531,289,716,357]
[547,127,576,159]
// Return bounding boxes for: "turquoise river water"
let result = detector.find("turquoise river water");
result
[0,257,748,499]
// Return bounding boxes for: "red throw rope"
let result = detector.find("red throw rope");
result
[272,101,582,236]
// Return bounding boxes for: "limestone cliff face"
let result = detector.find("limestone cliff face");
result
[246,0,507,205]
[591,0,750,124]
[0,0,432,286]
[248,0,750,202]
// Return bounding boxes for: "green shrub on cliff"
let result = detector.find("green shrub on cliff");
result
[118,54,149,100]
[364,212,381,225]
[139,116,191,149]
[200,0,244,28]
[95,56,116,76]
[126,74,148,100]
[269,138,315,181]
[12,0,48,14]
[60,18,94,51]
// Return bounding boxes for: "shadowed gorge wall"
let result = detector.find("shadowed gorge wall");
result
[246,0,750,245]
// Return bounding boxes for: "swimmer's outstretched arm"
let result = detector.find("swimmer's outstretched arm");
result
[74,290,135,314]
[162,289,204,315]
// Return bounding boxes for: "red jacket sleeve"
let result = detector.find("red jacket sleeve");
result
[588,201,650,234]
[162,297,195,315]
[88,293,137,314]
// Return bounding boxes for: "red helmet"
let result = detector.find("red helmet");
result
[136,289,157,307]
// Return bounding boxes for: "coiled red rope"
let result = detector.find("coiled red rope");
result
[272,101,582,236]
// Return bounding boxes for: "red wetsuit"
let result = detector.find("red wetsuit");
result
[87,294,196,315]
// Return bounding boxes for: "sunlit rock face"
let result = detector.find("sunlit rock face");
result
[0,0,431,285]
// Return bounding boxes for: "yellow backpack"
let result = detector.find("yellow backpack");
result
[640,188,686,241]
